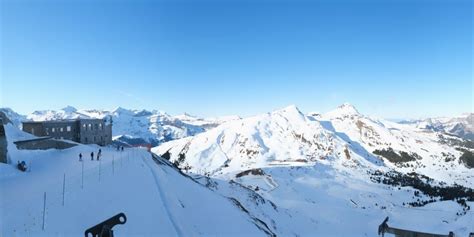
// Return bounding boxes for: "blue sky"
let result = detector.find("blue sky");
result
[1,0,472,118]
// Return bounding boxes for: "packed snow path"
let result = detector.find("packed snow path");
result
[141,153,184,237]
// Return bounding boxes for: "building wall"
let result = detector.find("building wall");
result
[22,123,46,137]
[0,122,7,163]
[78,119,112,146]
[42,121,79,142]
[22,119,112,146]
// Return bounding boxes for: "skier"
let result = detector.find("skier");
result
[97,149,102,161]
[121,146,124,152]
[91,152,94,161]
[79,153,83,162]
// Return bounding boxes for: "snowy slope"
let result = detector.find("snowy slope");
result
[153,105,367,176]
[3,104,473,236]
[154,104,472,186]
[153,104,474,236]
[317,103,472,186]
[0,124,282,236]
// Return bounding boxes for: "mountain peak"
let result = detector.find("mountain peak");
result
[61,105,77,113]
[336,103,359,114]
[272,104,306,121]
[323,103,361,119]
[274,104,302,115]
[112,107,133,115]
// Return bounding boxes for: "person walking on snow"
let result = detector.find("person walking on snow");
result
[91,152,94,161]
[97,149,102,161]
[79,153,83,162]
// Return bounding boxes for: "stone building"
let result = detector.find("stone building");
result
[0,118,8,163]
[22,118,112,146]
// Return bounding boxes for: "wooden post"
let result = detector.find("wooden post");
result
[81,161,84,189]
[113,154,115,175]
[42,192,46,230]
[99,159,101,182]
[62,173,65,206]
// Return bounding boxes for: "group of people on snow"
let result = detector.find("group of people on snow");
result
[78,145,126,162]
[116,145,124,152]
[78,149,102,162]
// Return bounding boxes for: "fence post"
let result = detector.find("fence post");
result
[42,192,46,230]
[113,154,115,175]
[99,159,101,182]
[81,161,84,189]
[62,173,65,206]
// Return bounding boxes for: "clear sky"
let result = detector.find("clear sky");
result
[1,0,472,119]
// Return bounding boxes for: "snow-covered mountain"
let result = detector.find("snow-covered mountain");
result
[154,104,360,175]
[399,113,474,141]
[154,103,472,184]
[153,103,474,236]
[1,123,310,236]
[2,104,473,236]
[0,108,26,128]
[4,106,238,146]
[316,103,472,183]
[0,111,322,236]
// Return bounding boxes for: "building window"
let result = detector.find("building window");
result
[60,127,64,132]
[31,128,35,134]
[83,124,86,130]
[67,126,71,132]
[52,128,55,132]
[99,123,103,130]
[88,124,92,131]
[95,124,99,130]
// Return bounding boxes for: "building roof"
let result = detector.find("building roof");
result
[22,118,104,124]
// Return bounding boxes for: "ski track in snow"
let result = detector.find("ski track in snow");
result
[141,153,184,237]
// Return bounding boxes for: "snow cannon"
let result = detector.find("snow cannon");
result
[85,212,127,237]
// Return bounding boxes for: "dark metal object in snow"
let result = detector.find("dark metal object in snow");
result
[17,161,27,172]
[85,213,127,237]
[378,217,455,237]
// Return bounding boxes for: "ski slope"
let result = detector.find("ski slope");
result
[0,126,268,236]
